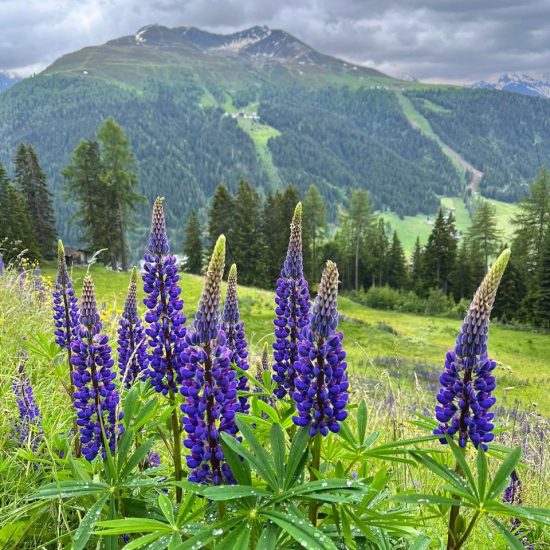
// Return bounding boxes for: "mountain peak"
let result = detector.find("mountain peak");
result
[472,72,550,99]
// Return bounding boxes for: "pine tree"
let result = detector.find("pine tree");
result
[183,210,203,274]
[450,239,474,302]
[302,184,327,282]
[262,191,288,285]
[97,117,142,271]
[14,144,57,259]
[492,252,527,323]
[208,183,235,264]
[410,237,423,292]
[534,229,550,328]
[422,209,457,294]
[0,161,40,261]
[386,231,408,289]
[467,201,502,273]
[368,219,389,287]
[63,140,115,263]
[343,189,374,290]
[232,181,264,286]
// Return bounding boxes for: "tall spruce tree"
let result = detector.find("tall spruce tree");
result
[262,191,287,285]
[97,117,142,271]
[368,218,389,287]
[208,183,235,265]
[467,201,502,273]
[232,181,264,286]
[183,210,203,274]
[0,161,40,262]
[14,144,57,259]
[534,229,550,328]
[450,239,475,302]
[422,209,457,295]
[410,237,423,292]
[303,184,327,282]
[343,189,374,290]
[386,231,408,289]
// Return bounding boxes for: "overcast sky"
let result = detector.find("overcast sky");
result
[1,0,549,83]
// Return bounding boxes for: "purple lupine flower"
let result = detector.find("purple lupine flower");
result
[52,241,80,350]
[12,351,43,448]
[0,253,4,276]
[292,261,349,436]
[180,236,238,485]
[272,203,311,398]
[33,266,46,302]
[256,342,270,386]
[221,264,250,414]
[434,250,510,450]
[117,267,147,388]
[144,451,162,469]
[71,275,123,461]
[142,198,186,396]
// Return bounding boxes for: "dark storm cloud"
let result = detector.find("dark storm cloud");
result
[1,0,549,82]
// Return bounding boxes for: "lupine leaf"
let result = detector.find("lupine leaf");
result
[158,494,174,525]
[490,517,525,550]
[257,523,280,550]
[176,518,241,549]
[220,432,251,486]
[120,437,156,480]
[357,400,368,445]
[284,427,309,490]
[31,481,109,500]
[477,446,488,501]
[445,437,478,500]
[200,485,272,501]
[409,534,432,550]
[120,531,164,549]
[116,427,135,468]
[487,447,522,500]
[393,494,464,507]
[133,398,159,431]
[270,423,286,482]
[94,518,172,535]
[260,510,337,550]
[72,492,109,550]
[123,386,139,427]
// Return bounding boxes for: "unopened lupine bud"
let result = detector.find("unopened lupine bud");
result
[292,261,349,436]
[272,203,311,398]
[434,249,510,450]
[117,267,147,388]
[221,264,250,414]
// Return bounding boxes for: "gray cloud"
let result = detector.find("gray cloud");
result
[1,0,549,82]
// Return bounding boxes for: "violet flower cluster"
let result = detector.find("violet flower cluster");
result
[117,267,147,388]
[142,197,187,396]
[221,264,250,414]
[180,236,239,485]
[0,253,3,276]
[53,241,80,350]
[71,275,123,461]
[272,203,311,398]
[12,352,43,448]
[434,249,510,450]
[292,261,349,436]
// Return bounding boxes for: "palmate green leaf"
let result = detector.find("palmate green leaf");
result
[393,494,463,507]
[274,479,367,504]
[122,532,166,550]
[284,427,309,490]
[200,485,272,501]
[337,421,358,447]
[215,524,251,550]
[407,533,432,550]
[256,522,280,550]
[158,494,174,525]
[31,480,109,500]
[72,492,110,550]
[487,447,522,500]
[123,386,140,427]
[445,437,478,500]
[220,432,251,486]
[270,423,286,482]
[484,501,550,526]
[116,427,135,467]
[256,400,279,424]
[94,518,172,536]
[133,398,159,431]
[490,517,525,550]
[261,510,338,550]
[176,518,241,549]
[477,446,488,501]
[120,437,156,480]
[357,400,368,445]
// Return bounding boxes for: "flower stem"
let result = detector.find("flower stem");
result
[446,458,464,550]
[169,389,183,504]
[308,433,322,526]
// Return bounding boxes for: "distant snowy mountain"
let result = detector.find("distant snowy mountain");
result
[472,73,550,99]
[0,72,19,92]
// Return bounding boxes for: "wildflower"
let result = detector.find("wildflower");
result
[180,236,238,485]
[256,342,270,385]
[142,198,186,396]
[292,261,349,436]
[117,267,147,388]
[12,352,43,448]
[434,250,510,450]
[0,253,4,276]
[272,203,311,398]
[52,241,80,350]
[71,275,123,461]
[221,264,250,414]
[144,451,162,469]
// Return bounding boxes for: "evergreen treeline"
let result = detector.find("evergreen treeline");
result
[0,146,57,262]
[201,174,549,328]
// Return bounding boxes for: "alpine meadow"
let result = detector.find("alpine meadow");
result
[1,8,550,550]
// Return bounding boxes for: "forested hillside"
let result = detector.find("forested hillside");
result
[1,24,550,243]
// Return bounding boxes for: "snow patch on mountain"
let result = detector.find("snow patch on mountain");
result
[472,72,550,99]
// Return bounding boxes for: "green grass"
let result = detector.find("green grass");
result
[33,263,550,416]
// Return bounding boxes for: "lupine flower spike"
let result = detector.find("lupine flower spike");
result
[0,253,4,276]
[118,267,147,388]
[257,342,270,385]
[181,236,239,485]
[12,350,43,449]
[221,263,250,414]
[272,203,311,398]
[71,275,123,461]
[142,197,187,395]
[53,241,80,351]
[292,261,349,435]
[434,249,511,450]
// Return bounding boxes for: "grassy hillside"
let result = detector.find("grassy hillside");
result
[36,263,550,416]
